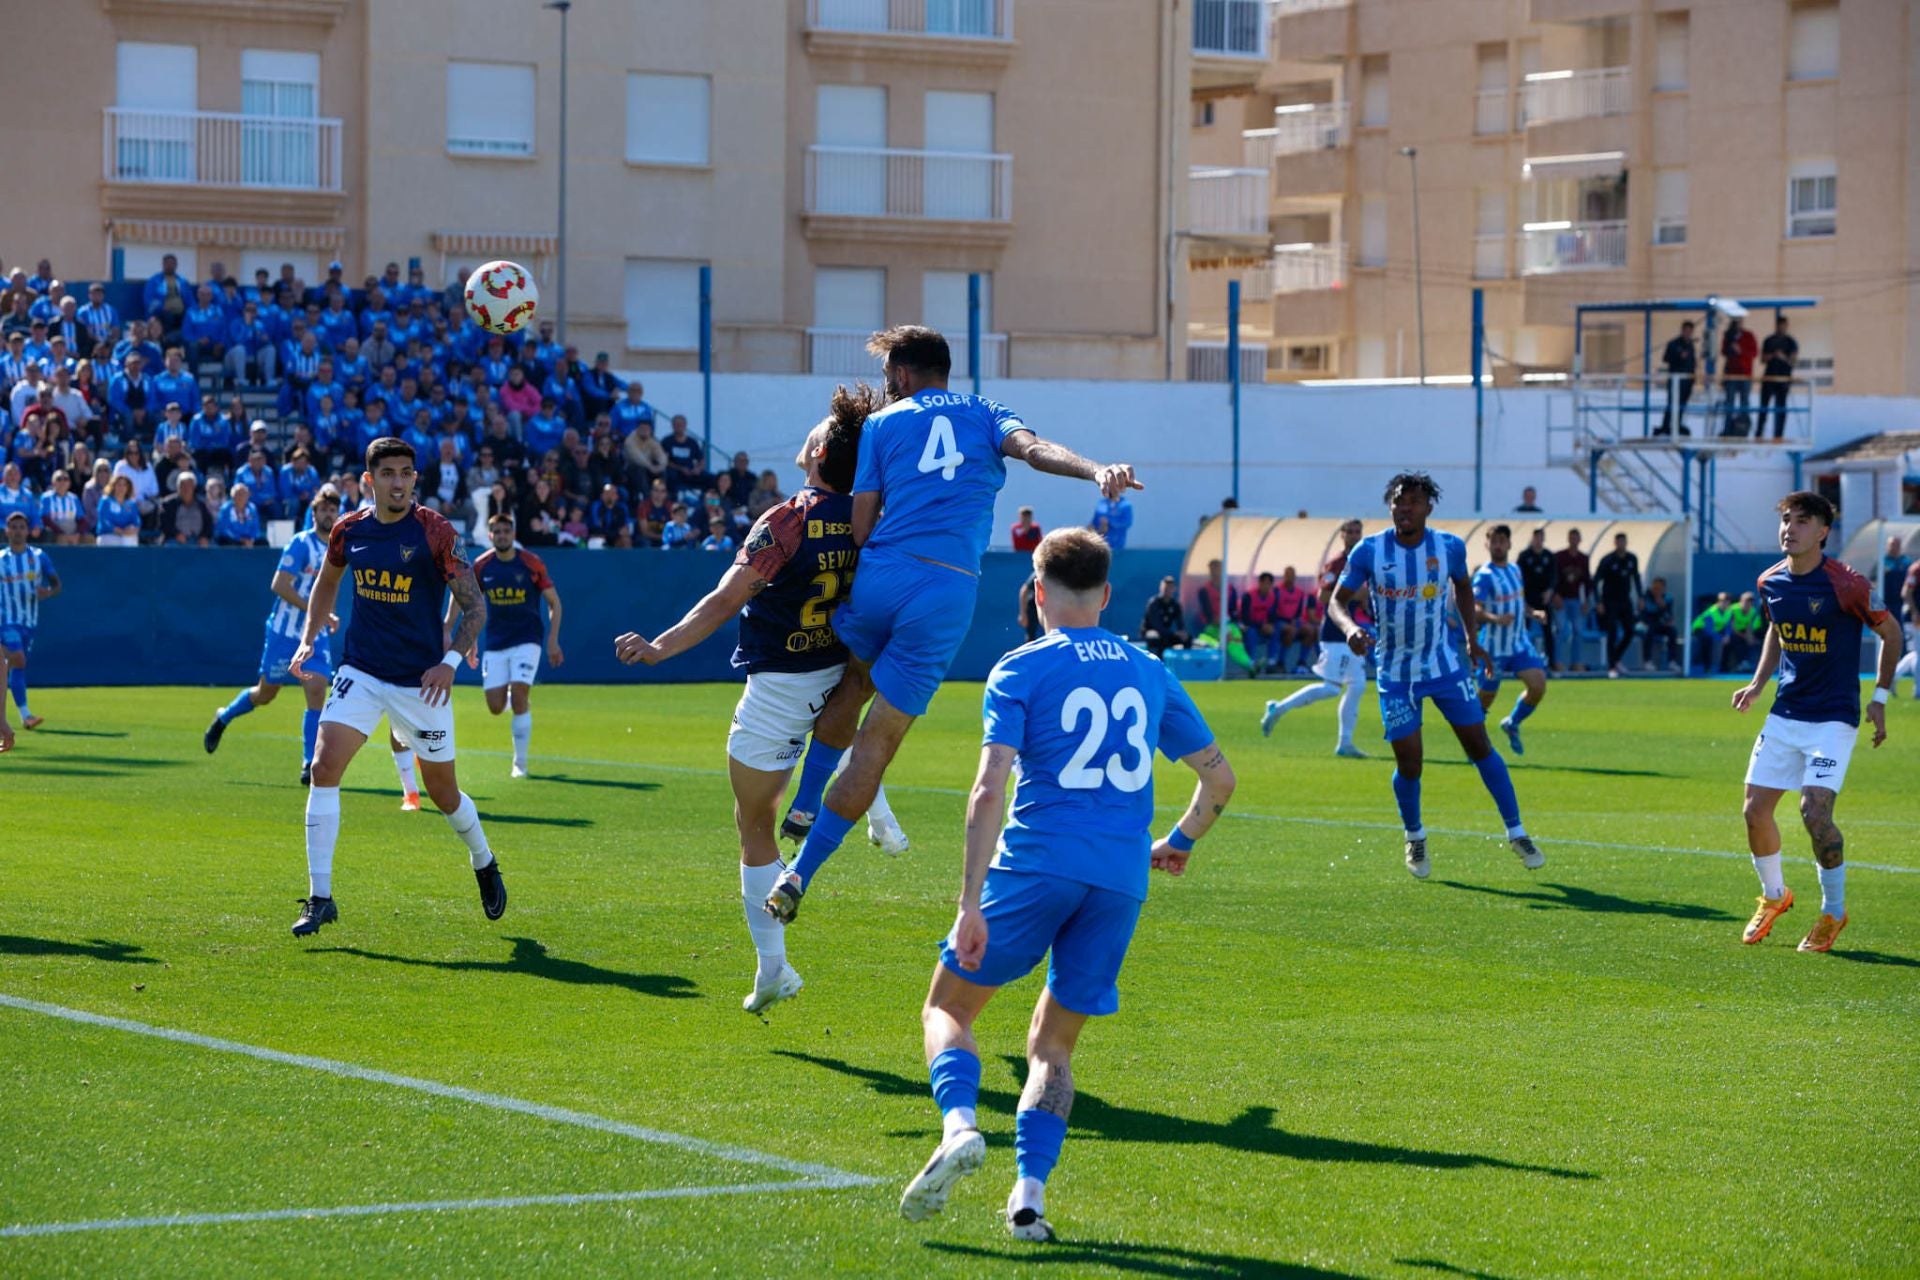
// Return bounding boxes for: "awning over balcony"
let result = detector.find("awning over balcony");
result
[1521,151,1625,182]
[432,231,560,258]
[107,219,345,249]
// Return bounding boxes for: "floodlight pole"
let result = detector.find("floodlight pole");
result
[1401,146,1426,384]
[545,0,571,343]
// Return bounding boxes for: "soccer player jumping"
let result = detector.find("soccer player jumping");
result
[766,326,1140,923]
[900,529,1233,1241]
[287,438,505,937]
[1325,473,1542,879]
[1732,491,1901,953]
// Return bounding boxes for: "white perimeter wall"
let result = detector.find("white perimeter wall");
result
[618,370,1920,551]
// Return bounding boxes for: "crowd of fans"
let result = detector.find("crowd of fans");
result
[0,254,786,550]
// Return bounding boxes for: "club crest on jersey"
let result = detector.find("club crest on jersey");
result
[1426,557,1440,572]
[1809,598,1823,615]
[399,544,417,563]
[744,524,776,556]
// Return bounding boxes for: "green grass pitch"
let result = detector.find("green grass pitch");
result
[2,678,1916,1278]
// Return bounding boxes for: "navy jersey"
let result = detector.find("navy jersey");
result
[982,628,1214,902]
[854,390,1026,572]
[731,487,858,675]
[1758,556,1889,727]
[474,548,552,650]
[1339,528,1470,684]
[327,504,467,684]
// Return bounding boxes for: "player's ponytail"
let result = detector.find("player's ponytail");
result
[819,383,879,494]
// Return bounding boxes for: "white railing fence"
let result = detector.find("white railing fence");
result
[1518,67,1633,126]
[1189,167,1270,236]
[1193,0,1268,57]
[1272,242,1345,293]
[1265,102,1349,156]
[806,0,1012,39]
[1187,340,1269,383]
[1519,220,1627,274]
[807,327,1006,377]
[1270,0,1350,12]
[805,146,1012,221]
[104,108,343,191]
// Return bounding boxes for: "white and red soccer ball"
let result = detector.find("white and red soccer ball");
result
[464,260,539,336]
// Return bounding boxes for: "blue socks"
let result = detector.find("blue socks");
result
[1390,769,1422,834]
[8,667,27,715]
[791,806,855,890]
[929,1047,981,1120]
[218,689,257,724]
[302,708,321,762]
[1015,1108,1068,1184]
[789,739,845,818]
[1509,695,1538,725]
[1474,751,1524,833]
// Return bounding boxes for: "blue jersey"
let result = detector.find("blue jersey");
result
[731,487,857,675]
[982,628,1214,902]
[473,548,552,650]
[268,530,327,640]
[1472,561,1537,660]
[854,390,1027,573]
[0,545,55,628]
[326,504,467,684]
[1758,556,1888,728]
[1340,528,1470,685]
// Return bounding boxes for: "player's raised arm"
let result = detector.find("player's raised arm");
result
[1001,432,1143,500]
[617,562,768,666]
[1154,741,1236,876]
[952,742,1018,971]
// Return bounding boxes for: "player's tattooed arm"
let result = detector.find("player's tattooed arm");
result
[446,565,486,660]
[1003,433,1143,499]
[1172,741,1237,841]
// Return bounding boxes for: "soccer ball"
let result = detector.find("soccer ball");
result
[464,260,539,336]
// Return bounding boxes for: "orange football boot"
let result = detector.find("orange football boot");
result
[1797,912,1848,953]
[400,792,422,812]
[1742,888,1793,945]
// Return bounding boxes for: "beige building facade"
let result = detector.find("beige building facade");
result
[1184,0,1920,397]
[3,0,1196,379]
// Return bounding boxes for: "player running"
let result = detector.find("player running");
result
[1325,473,1542,879]
[458,513,564,778]
[287,438,505,937]
[900,529,1234,1240]
[1261,517,1371,756]
[0,511,59,730]
[1471,524,1549,755]
[769,325,1140,923]
[205,485,344,782]
[1732,491,1900,953]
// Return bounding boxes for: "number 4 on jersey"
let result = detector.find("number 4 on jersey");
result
[917,414,965,481]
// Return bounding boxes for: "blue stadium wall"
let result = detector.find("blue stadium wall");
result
[34,548,1183,688]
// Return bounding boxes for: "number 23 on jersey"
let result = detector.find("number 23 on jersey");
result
[1059,686,1152,792]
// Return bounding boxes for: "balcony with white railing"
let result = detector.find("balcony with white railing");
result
[1272,242,1345,293]
[1187,340,1269,383]
[804,146,1011,228]
[1188,167,1270,238]
[1270,0,1349,12]
[805,0,1013,45]
[1517,67,1633,127]
[1263,102,1349,157]
[1519,220,1627,274]
[104,108,343,192]
[808,326,1007,377]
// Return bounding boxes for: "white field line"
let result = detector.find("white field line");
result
[0,1182,834,1240]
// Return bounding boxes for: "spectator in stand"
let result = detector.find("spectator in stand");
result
[78,282,118,350]
[659,500,695,549]
[151,349,198,423]
[113,439,159,513]
[1091,490,1134,549]
[722,451,755,507]
[662,415,706,498]
[202,473,227,516]
[1010,505,1042,552]
[94,474,142,546]
[1593,531,1643,677]
[700,514,734,553]
[1759,316,1798,440]
[638,479,673,546]
[466,444,502,500]
[1656,320,1696,436]
[479,411,524,471]
[1196,558,1240,633]
[544,351,585,428]
[587,433,625,499]
[158,471,213,545]
[182,285,227,375]
[215,482,262,546]
[586,482,632,548]
[187,394,232,473]
[362,317,398,371]
[48,365,93,443]
[279,329,323,417]
[37,469,81,544]
[224,301,276,388]
[1272,565,1312,673]
[80,458,115,530]
[154,400,192,450]
[1552,527,1592,672]
[244,419,278,467]
[621,419,667,493]
[1513,486,1543,513]
[579,352,625,423]
[1719,315,1757,437]
[144,254,193,339]
[0,293,32,338]
[1726,590,1765,672]
[421,437,473,527]
[280,448,322,522]
[1140,575,1190,655]
[10,405,48,487]
[1637,576,1680,671]
[523,397,566,461]
[1239,571,1287,676]
[233,447,281,520]
[746,468,783,521]
[1691,592,1736,672]
[50,296,93,362]
[1017,572,1043,643]
[610,378,655,439]
[108,351,154,438]
[0,463,36,533]
[317,291,357,351]
[153,436,197,497]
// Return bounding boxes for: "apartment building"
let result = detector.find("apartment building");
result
[2,0,1187,379]
[1183,0,1920,396]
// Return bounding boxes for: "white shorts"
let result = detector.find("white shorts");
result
[482,642,541,691]
[319,663,457,763]
[1312,641,1367,687]
[1745,713,1857,794]
[726,666,843,773]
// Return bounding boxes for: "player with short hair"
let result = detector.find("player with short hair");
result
[458,513,564,778]
[0,510,59,730]
[204,484,344,782]
[1472,524,1549,755]
[769,325,1141,922]
[900,527,1233,1241]
[286,438,504,937]
[1326,473,1543,878]
[1732,491,1900,953]
[1261,516,1371,756]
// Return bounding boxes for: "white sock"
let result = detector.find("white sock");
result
[446,791,494,869]
[1817,862,1845,917]
[1276,681,1339,713]
[305,785,340,898]
[867,784,895,825]
[1406,825,1427,842]
[740,861,787,979]
[1010,1176,1046,1216]
[392,748,418,795]
[943,1107,977,1140]
[1753,852,1786,899]
[1337,678,1362,747]
[1506,824,1529,840]
[510,711,531,766]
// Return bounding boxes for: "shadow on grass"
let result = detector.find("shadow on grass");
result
[1426,759,1673,780]
[28,754,181,768]
[476,811,594,829]
[1831,949,1920,969]
[776,1051,1593,1180]
[317,937,698,999]
[1437,880,1739,922]
[0,935,160,965]
[26,728,130,739]
[925,1239,1363,1279]
[1398,1260,1517,1280]
[533,773,662,794]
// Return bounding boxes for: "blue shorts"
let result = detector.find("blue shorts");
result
[1378,672,1485,743]
[1478,650,1546,694]
[938,867,1141,1017]
[831,549,978,717]
[0,623,33,655]
[260,627,331,684]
